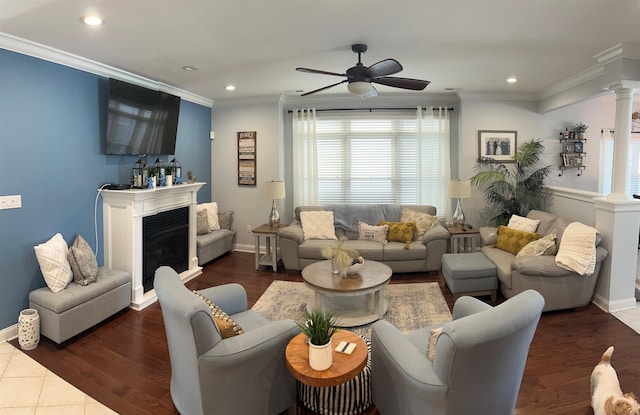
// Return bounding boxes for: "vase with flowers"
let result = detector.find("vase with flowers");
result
[321,236,360,277]
[297,309,338,371]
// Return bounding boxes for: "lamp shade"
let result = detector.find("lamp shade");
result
[448,180,471,199]
[261,181,285,199]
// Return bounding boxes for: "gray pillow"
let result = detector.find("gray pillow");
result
[67,234,98,285]
[197,209,210,235]
[218,210,234,230]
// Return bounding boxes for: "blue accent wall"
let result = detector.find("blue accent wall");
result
[0,49,211,329]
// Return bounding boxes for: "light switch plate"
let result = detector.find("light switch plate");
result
[0,195,22,210]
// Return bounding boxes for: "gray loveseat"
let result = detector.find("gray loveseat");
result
[278,204,449,273]
[479,210,608,312]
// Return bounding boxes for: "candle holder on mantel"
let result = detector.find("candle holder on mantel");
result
[131,158,146,188]
[170,158,183,184]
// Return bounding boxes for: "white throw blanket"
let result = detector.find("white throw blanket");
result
[555,222,597,276]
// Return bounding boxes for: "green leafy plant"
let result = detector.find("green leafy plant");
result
[321,236,359,271]
[148,166,158,177]
[297,309,338,346]
[165,165,174,175]
[470,139,552,226]
[571,122,588,133]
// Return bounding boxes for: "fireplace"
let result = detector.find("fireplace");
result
[101,182,204,310]
[142,206,189,292]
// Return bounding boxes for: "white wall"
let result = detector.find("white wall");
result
[211,101,283,251]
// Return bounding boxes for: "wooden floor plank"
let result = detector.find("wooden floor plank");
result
[12,251,640,415]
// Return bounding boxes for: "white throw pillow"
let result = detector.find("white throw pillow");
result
[197,202,220,232]
[358,222,388,244]
[34,233,73,293]
[401,209,438,242]
[507,214,540,233]
[300,211,337,240]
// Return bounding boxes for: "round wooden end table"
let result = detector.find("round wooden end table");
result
[286,330,369,413]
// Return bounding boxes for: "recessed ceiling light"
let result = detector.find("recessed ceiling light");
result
[507,77,518,84]
[81,15,104,26]
[182,66,197,71]
[225,85,236,91]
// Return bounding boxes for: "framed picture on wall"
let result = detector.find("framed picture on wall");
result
[478,130,518,163]
[238,131,256,186]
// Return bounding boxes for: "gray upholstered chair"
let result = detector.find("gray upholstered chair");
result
[371,289,544,415]
[154,266,299,415]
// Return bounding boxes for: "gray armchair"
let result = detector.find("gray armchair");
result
[154,266,299,415]
[371,289,544,415]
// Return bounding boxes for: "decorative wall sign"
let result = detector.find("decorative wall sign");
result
[238,131,257,186]
[478,130,517,163]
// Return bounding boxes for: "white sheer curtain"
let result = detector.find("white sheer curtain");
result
[292,108,317,206]
[417,106,451,219]
[291,106,451,218]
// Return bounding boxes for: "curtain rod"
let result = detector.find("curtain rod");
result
[287,107,454,114]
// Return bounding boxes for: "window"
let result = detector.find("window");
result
[600,130,640,195]
[292,108,451,218]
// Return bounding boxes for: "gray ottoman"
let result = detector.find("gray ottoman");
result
[442,252,498,301]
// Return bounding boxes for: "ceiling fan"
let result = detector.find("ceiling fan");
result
[296,44,430,98]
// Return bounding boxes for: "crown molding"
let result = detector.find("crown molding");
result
[538,64,604,101]
[456,91,538,102]
[0,32,213,108]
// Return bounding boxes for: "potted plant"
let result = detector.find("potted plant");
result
[321,236,359,277]
[572,122,589,139]
[471,139,552,226]
[297,309,338,371]
[165,165,174,187]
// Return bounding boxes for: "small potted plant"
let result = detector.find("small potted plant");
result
[572,122,589,139]
[297,309,338,371]
[165,165,174,187]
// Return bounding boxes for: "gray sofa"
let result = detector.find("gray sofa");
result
[29,267,131,344]
[479,210,608,312]
[278,204,450,273]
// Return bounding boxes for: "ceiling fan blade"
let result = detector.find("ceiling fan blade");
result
[372,76,430,91]
[364,59,403,78]
[301,80,348,96]
[296,67,346,77]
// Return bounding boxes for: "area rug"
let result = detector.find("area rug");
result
[252,281,452,338]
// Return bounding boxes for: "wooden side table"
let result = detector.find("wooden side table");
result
[446,225,480,253]
[252,223,286,271]
[286,330,369,413]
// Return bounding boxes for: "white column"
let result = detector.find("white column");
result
[593,198,640,312]
[608,86,635,200]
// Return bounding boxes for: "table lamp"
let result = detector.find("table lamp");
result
[448,180,471,226]
[261,180,286,227]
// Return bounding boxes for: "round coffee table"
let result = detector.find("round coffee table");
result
[301,259,392,327]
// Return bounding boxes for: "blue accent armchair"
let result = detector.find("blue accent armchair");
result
[154,266,299,415]
[371,289,544,415]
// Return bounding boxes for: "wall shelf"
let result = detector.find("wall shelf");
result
[558,131,586,176]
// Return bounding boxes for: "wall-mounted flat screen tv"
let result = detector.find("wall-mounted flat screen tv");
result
[105,78,181,155]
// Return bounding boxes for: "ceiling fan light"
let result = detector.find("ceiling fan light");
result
[348,81,373,96]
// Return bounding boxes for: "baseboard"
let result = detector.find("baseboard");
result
[0,323,17,343]
[592,293,637,313]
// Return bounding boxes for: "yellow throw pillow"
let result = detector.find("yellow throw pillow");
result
[378,221,415,249]
[494,225,541,255]
[193,290,245,339]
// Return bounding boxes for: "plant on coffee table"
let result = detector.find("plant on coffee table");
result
[321,236,359,276]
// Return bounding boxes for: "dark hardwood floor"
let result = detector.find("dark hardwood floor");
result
[12,251,640,415]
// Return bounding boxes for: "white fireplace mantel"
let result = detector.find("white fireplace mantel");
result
[102,182,205,310]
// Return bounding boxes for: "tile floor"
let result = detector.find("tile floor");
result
[0,341,117,415]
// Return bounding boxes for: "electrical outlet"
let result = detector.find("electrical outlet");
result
[247,225,252,233]
[0,195,22,210]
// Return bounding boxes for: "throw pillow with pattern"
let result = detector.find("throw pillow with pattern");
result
[494,225,541,255]
[378,221,416,249]
[193,290,245,339]
[358,222,388,244]
[401,209,438,242]
[67,234,98,285]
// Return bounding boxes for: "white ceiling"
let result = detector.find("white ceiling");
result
[1,0,640,104]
